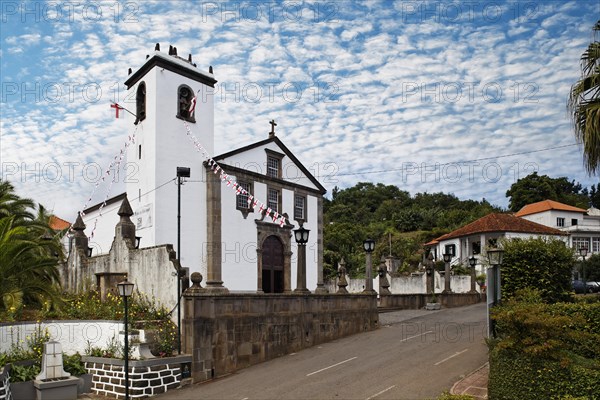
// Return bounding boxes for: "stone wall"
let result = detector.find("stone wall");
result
[83,355,191,399]
[182,291,378,383]
[379,292,482,310]
[326,272,480,294]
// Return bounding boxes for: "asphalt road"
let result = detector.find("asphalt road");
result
[158,303,488,400]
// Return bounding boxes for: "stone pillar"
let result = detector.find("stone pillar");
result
[314,196,328,294]
[116,197,136,247]
[378,257,391,295]
[363,252,376,294]
[336,258,348,294]
[294,242,309,293]
[205,168,227,292]
[443,259,452,294]
[469,261,478,294]
[72,213,88,255]
[424,252,435,295]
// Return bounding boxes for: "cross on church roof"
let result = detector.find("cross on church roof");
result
[269,119,277,137]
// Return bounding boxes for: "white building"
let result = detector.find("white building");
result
[80,44,327,294]
[425,212,568,274]
[516,199,600,253]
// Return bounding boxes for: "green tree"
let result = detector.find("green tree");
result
[579,253,600,282]
[568,20,600,175]
[500,237,574,303]
[505,172,589,211]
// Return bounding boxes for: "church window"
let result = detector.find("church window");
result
[267,156,280,178]
[267,188,280,212]
[138,144,142,160]
[236,182,252,210]
[294,195,306,221]
[176,85,196,123]
[134,82,146,125]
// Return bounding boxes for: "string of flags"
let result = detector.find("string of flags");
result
[74,106,139,239]
[182,98,289,228]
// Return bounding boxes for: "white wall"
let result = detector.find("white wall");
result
[1,321,121,356]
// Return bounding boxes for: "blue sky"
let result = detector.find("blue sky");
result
[1,0,599,220]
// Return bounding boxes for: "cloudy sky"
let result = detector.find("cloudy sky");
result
[1,0,599,220]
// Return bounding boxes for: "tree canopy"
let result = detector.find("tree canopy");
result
[505,172,590,212]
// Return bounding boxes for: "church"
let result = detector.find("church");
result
[77,44,327,295]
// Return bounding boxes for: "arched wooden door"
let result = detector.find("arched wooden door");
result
[262,235,284,293]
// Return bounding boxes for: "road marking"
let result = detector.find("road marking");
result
[434,349,469,366]
[399,330,434,342]
[306,357,358,376]
[365,385,396,400]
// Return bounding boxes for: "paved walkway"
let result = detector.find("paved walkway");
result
[450,362,489,399]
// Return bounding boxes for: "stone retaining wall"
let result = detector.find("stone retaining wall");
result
[183,292,378,383]
[83,355,191,399]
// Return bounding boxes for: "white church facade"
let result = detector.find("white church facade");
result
[79,44,327,294]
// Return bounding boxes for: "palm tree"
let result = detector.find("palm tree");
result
[568,20,600,175]
[0,181,63,316]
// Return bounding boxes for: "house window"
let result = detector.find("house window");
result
[134,82,146,125]
[236,182,252,210]
[557,217,565,227]
[294,195,306,221]
[573,237,590,251]
[472,241,481,255]
[267,188,280,212]
[572,218,578,226]
[176,85,196,123]
[593,237,600,253]
[444,244,456,257]
[267,156,280,178]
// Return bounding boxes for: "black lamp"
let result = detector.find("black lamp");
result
[469,256,477,268]
[442,252,452,263]
[117,280,134,400]
[294,224,310,245]
[363,239,375,253]
[487,248,504,266]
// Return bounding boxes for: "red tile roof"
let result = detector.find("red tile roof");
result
[49,215,71,231]
[515,199,586,217]
[426,212,567,244]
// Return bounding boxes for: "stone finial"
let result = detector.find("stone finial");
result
[128,67,132,75]
[269,119,277,138]
[72,213,89,255]
[378,256,391,295]
[209,65,213,74]
[155,43,160,51]
[336,258,348,294]
[184,272,205,295]
[72,213,86,231]
[188,53,192,62]
[118,196,134,217]
[116,197,136,247]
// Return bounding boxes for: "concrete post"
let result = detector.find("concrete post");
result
[363,252,376,294]
[443,260,452,294]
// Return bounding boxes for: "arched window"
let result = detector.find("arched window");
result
[176,85,196,123]
[134,82,146,125]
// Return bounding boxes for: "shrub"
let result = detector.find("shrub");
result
[500,238,574,303]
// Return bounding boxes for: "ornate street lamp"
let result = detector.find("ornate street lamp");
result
[293,223,310,293]
[117,280,134,400]
[176,166,190,354]
[468,256,478,294]
[486,247,504,337]
[362,239,376,294]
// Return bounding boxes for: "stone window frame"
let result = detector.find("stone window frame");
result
[294,193,307,223]
[265,149,284,178]
[267,187,281,213]
[236,181,254,219]
[176,84,196,123]
[134,82,146,125]
[557,217,565,227]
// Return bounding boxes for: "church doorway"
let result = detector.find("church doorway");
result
[262,235,284,293]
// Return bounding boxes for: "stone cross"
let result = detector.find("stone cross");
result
[336,258,348,294]
[269,119,277,137]
[36,341,70,380]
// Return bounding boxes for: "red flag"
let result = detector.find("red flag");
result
[110,103,124,118]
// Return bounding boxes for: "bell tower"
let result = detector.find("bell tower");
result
[123,43,216,273]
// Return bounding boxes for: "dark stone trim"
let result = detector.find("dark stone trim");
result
[211,163,324,196]
[125,54,217,89]
[82,355,192,367]
[213,137,327,194]
[83,193,127,214]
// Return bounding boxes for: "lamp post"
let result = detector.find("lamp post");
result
[486,248,504,338]
[117,280,134,400]
[580,246,588,295]
[293,223,310,293]
[362,239,376,294]
[468,256,478,294]
[176,166,190,354]
[442,252,453,294]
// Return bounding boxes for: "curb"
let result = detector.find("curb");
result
[450,362,488,399]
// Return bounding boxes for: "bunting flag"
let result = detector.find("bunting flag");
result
[79,125,138,229]
[110,103,124,118]
[189,96,197,117]
[180,120,290,227]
